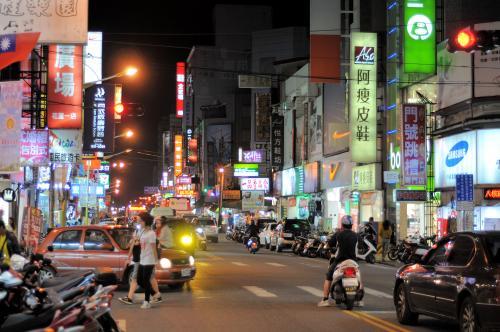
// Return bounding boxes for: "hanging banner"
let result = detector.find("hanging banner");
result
[0,0,88,44]
[271,114,284,169]
[48,45,83,129]
[20,130,49,166]
[0,81,23,173]
[83,84,115,153]
[49,129,82,164]
[402,104,426,185]
[349,32,377,163]
[403,0,436,74]
[21,207,43,252]
[174,135,183,176]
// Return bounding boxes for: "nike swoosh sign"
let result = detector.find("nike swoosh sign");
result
[332,131,350,140]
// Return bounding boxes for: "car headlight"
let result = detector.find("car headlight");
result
[181,235,193,245]
[196,227,204,234]
[160,258,172,269]
[189,255,195,266]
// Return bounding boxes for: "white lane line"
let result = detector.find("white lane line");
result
[364,287,393,299]
[266,262,286,267]
[231,261,248,266]
[116,319,126,332]
[297,286,324,297]
[243,286,277,298]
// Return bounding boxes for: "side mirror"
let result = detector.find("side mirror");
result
[102,243,114,251]
[47,245,54,252]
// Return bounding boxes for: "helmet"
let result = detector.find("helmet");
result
[341,215,353,227]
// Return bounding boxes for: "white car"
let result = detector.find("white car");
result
[259,222,277,249]
[195,217,219,243]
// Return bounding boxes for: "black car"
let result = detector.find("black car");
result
[394,231,500,331]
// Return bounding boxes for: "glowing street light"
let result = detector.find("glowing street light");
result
[125,67,138,76]
[83,66,139,89]
[114,129,134,139]
[114,189,120,195]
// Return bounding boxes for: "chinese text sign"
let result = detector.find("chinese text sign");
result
[402,104,426,185]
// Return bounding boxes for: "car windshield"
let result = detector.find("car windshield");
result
[108,228,133,250]
[484,234,500,264]
[198,219,215,226]
[284,220,310,231]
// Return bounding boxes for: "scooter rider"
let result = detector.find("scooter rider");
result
[245,220,260,246]
[318,215,359,307]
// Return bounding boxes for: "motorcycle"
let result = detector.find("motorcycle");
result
[330,259,364,310]
[246,236,259,254]
[302,236,322,258]
[292,236,308,255]
[398,235,436,264]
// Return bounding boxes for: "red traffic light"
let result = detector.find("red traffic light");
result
[455,29,476,49]
[114,103,124,114]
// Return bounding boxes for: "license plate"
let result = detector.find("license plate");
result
[342,278,358,287]
[344,286,357,292]
[181,268,191,277]
[283,233,293,237]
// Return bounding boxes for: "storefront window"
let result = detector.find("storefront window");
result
[474,206,500,231]
[407,203,425,237]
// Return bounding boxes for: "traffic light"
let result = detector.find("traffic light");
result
[114,103,124,115]
[447,28,500,53]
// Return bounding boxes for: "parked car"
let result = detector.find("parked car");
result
[193,217,219,243]
[259,222,277,249]
[270,219,310,252]
[394,231,500,331]
[36,225,196,288]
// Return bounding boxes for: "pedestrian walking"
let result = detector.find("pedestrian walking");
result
[380,220,392,262]
[136,212,161,309]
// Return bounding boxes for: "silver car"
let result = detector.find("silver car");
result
[195,217,219,243]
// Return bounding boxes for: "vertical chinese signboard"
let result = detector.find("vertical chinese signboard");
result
[402,104,426,185]
[176,62,185,118]
[0,81,23,173]
[404,0,436,74]
[20,130,49,166]
[83,84,115,153]
[48,45,83,128]
[174,135,183,177]
[349,32,377,163]
[255,93,271,142]
[271,114,284,169]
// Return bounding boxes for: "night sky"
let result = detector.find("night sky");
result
[88,0,309,204]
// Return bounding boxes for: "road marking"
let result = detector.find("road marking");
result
[196,262,210,267]
[297,286,324,297]
[343,311,399,332]
[231,261,248,266]
[266,262,286,267]
[357,311,412,332]
[243,286,277,298]
[364,287,393,299]
[362,310,396,314]
[116,319,126,332]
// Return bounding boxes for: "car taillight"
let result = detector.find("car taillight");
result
[343,267,356,278]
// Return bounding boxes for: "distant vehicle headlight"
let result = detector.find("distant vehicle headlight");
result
[181,235,193,245]
[160,258,172,269]
[196,227,204,234]
[189,255,195,266]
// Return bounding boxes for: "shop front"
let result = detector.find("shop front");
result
[320,153,354,232]
[351,163,383,231]
[434,129,500,232]
[276,166,306,220]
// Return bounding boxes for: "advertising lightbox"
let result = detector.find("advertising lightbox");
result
[434,131,476,188]
[240,178,269,191]
[304,162,319,193]
[403,0,436,74]
[233,164,259,177]
[281,167,304,196]
[349,32,377,163]
[477,129,500,184]
[176,62,185,118]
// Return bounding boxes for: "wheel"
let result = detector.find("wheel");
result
[345,297,355,310]
[459,296,479,332]
[168,282,185,290]
[366,253,375,264]
[98,312,120,332]
[308,250,318,258]
[395,283,419,325]
[388,249,399,261]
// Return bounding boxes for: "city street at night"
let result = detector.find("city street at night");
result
[112,238,457,332]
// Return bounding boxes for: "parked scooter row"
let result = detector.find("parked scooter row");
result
[387,234,437,264]
[0,253,120,332]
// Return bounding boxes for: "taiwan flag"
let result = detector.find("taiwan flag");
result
[0,32,40,71]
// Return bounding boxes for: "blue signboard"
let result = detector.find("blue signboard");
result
[456,174,473,201]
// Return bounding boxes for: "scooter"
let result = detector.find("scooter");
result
[356,233,377,264]
[330,259,364,310]
[246,237,259,254]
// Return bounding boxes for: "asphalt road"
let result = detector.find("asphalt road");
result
[112,237,458,332]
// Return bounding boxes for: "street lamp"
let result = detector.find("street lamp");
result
[114,129,134,139]
[83,66,138,89]
[103,149,133,161]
